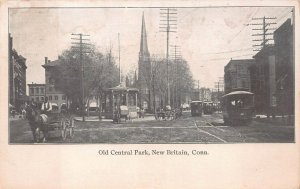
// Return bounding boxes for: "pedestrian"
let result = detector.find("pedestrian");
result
[41,97,52,115]
[22,108,26,119]
[141,107,145,118]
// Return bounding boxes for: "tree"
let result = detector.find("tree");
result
[148,55,194,110]
[52,45,119,117]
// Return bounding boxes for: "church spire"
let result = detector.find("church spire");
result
[140,12,149,56]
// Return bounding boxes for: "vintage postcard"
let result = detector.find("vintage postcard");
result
[0,0,299,188]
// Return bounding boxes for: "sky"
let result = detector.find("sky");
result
[9,7,293,93]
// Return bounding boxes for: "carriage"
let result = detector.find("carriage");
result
[27,103,75,143]
[155,106,181,121]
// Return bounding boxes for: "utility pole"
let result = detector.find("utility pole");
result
[251,16,277,51]
[160,8,177,107]
[118,33,121,84]
[71,33,91,122]
[170,45,181,108]
[214,77,224,102]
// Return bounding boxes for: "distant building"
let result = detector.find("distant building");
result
[191,88,211,102]
[200,88,211,102]
[28,83,45,106]
[9,34,28,111]
[274,18,294,116]
[42,57,67,110]
[224,59,254,94]
[137,13,152,110]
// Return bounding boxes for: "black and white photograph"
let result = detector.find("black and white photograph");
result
[1,1,300,188]
[8,6,295,144]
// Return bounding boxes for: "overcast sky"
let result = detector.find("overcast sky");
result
[9,7,293,92]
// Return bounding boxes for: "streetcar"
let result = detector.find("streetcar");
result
[203,101,214,114]
[190,101,203,116]
[222,90,254,125]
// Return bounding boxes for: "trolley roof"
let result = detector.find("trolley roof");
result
[222,91,254,98]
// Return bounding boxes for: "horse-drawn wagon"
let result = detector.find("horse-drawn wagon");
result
[27,104,74,143]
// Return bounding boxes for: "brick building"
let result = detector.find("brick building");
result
[249,19,294,116]
[251,46,276,114]
[42,57,67,109]
[9,34,28,111]
[224,59,254,94]
[28,83,45,106]
[274,18,294,116]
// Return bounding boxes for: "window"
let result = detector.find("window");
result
[242,81,246,88]
[35,88,39,94]
[36,97,39,101]
[41,97,44,101]
[49,96,52,100]
[30,88,34,95]
[41,88,44,94]
[55,96,58,100]
[32,98,34,101]
[49,86,53,92]
[62,95,66,100]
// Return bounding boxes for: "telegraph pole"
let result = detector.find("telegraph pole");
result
[71,33,91,121]
[118,33,121,84]
[251,16,277,51]
[160,8,177,106]
[170,45,181,108]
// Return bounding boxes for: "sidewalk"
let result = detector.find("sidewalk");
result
[74,114,156,122]
[255,115,294,126]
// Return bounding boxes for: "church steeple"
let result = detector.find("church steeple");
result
[139,12,149,57]
[138,12,151,109]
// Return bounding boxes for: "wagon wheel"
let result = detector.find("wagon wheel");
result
[69,118,74,139]
[61,119,67,141]
[34,127,42,143]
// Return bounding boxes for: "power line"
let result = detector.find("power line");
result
[251,16,277,51]
[71,33,91,122]
[159,8,177,106]
[198,48,253,55]
[276,8,293,23]
[228,8,259,44]
[200,53,254,61]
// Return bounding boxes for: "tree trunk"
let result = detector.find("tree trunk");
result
[98,94,102,120]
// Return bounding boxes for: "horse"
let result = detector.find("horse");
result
[26,105,49,142]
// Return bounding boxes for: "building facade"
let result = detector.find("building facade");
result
[191,88,212,102]
[28,83,45,106]
[251,46,276,114]
[42,57,67,109]
[224,59,254,94]
[9,34,28,111]
[274,18,294,116]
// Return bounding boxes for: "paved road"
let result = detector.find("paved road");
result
[9,112,294,144]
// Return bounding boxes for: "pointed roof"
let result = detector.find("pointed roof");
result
[139,12,149,55]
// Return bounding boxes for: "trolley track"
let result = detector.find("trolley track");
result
[193,120,227,143]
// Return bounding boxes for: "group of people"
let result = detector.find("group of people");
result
[26,97,53,116]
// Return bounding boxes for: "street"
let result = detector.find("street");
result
[9,112,294,144]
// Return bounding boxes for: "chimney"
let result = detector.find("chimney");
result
[45,57,48,64]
